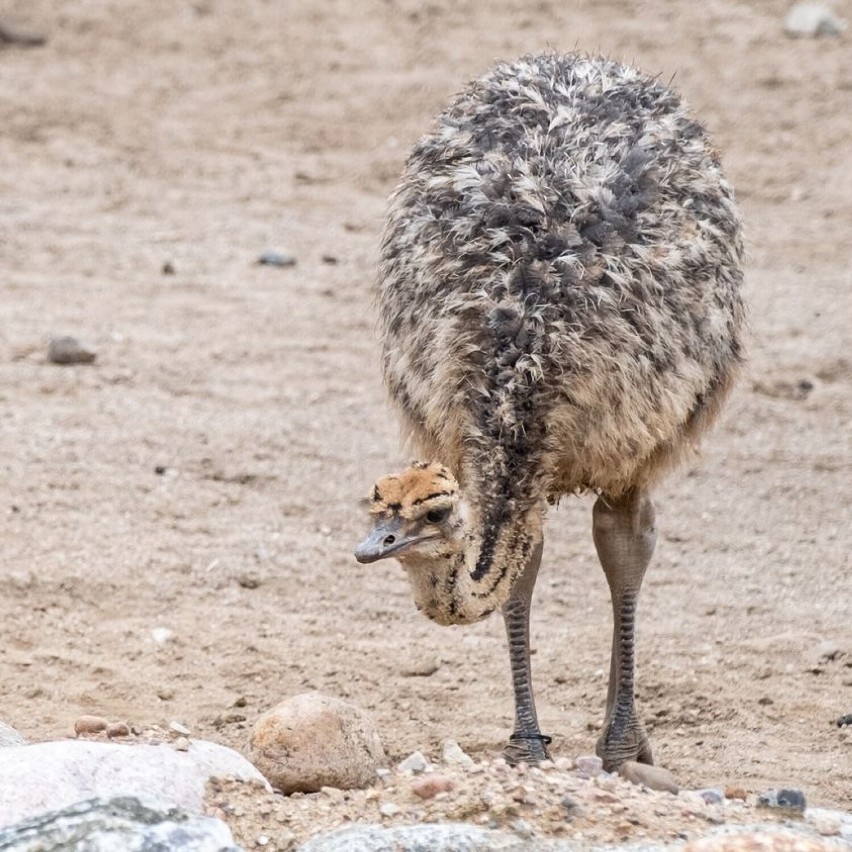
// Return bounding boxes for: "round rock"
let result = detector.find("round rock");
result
[249,692,385,795]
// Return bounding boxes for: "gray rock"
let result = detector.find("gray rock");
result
[0,739,269,827]
[0,795,238,851]
[250,692,386,794]
[0,723,25,748]
[441,738,474,767]
[47,336,97,365]
[0,21,47,46]
[783,3,847,37]
[695,787,725,805]
[397,751,430,774]
[296,823,531,852]
[757,787,807,812]
[257,250,297,268]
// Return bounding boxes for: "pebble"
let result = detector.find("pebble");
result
[257,250,297,268]
[378,802,399,817]
[696,788,726,806]
[410,774,454,800]
[74,716,109,737]
[757,788,807,812]
[0,21,47,46]
[161,261,176,275]
[47,336,97,365]
[399,658,439,677]
[783,2,847,37]
[837,714,852,727]
[169,721,191,736]
[441,738,474,767]
[249,692,386,794]
[807,808,842,837]
[725,785,749,801]
[618,761,679,794]
[105,722,130,739]
[574,754,604,777]
[397,751,430,774]
[151,627,174,645]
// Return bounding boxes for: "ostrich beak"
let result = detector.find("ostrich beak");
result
[354,517,426,563]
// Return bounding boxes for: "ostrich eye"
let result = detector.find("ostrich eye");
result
[425,506,450,524]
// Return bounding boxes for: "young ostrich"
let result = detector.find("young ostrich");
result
[355,53,745,774]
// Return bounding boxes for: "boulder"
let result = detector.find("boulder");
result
[0,739,269,827]
[250,692,385,794]
[0,795,238,851]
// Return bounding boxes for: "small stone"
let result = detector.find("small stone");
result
[256,836,270,847]
[233,696,248,708]
[725,785,749,800]
[807,808,842,836]
[169,721,191,736]
[106,722,131,739]
[151,627,174,645]
[74,716,109,737]
[696,787,725,805]
[618,761,679,794]
[173,736,191,751]
[574,754,604,777]
[400,658,440,677]
[0,21,47,46]
[397,751,430,774]
[783,2,847,37]
[257,250,297,268]
[410,774,454,799]
[808,640,843,666]
[162,261,176,275]
[321,254,339,265]
[47,337,97,365]
[157,688,176,701]
[441,739,474,767]
[758,788,807,811]
[837,713,852,727]
[236,572,262,589]
[379,802,400,817]
[249,692,386,794]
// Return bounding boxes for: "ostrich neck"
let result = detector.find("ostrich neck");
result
[401,490,544,626]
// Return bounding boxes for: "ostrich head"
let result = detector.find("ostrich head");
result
[355,461,540,625]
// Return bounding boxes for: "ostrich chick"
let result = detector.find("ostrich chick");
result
[355,53,745,772]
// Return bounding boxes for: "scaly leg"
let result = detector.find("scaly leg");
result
[501,539,552,764]
[593,489,655,771]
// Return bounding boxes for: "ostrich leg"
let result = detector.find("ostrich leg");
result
[501,539,551,764]
[593,489,656,771]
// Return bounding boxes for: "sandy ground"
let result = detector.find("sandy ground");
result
[0,0,850,839]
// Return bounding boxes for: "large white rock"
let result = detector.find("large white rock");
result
[0,721,25,748]
[0,739,269,828]
[250,692,386,794]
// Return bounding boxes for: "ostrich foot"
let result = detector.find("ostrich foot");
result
[595,708,653,772]
[502,732,552,765]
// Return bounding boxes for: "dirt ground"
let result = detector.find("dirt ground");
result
[1,0,850,837]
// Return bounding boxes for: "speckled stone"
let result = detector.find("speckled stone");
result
[250,693,386,795]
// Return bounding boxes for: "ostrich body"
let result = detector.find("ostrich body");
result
[355,53,745,771]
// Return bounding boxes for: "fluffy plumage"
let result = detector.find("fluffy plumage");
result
[371,52,745,622]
